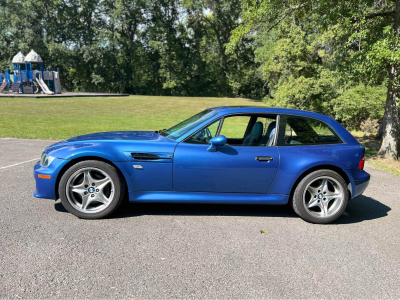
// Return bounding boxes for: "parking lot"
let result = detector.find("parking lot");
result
[0,137,399,299]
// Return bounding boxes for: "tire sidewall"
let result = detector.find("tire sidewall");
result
[293,170,349,224]
[59,160,124,219]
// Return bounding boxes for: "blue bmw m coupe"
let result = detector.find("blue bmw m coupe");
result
[34,107,370,223]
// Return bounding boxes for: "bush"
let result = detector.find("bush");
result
[360,118,379,135]
[330,84,386,130]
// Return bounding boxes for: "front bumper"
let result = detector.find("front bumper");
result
[33,158,70,199]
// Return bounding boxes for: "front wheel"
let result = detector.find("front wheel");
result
[292,169,348,224]
[58,160,125,219]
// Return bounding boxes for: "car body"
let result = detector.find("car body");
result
[33,106,370,223]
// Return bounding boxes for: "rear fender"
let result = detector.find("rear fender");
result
[268,145,364,196]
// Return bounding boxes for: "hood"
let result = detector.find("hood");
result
[44,131,177,161]
[65,131,167,142]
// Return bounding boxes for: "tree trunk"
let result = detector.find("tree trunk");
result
[378,65,400,159]
[376,119,384,140]
[377,0,400,160]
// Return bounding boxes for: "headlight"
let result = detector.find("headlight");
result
[40,153,56,168]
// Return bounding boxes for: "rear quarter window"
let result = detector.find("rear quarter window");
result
[279,115,342,146]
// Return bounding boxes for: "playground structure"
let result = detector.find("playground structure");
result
[0,50,62,95]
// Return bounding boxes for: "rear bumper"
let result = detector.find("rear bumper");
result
[347,169,370,199]
[33,158,70,199]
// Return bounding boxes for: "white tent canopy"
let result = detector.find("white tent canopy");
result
[12,52,25,64]
[25,49,43,63]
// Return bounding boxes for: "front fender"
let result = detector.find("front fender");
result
[45,142,130,162]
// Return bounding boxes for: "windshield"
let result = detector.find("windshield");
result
[160,109,218,140]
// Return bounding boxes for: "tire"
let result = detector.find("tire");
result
[58,160,125,219]
[292,169,348,224]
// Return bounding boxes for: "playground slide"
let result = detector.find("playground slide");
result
[35,77,54,95]
[54,73,62,94]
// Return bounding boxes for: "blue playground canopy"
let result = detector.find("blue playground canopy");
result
[0,49,62,95]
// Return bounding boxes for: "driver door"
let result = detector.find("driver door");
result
[173,115,279,194]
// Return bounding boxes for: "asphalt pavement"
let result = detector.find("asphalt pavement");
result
[0,138,399,299]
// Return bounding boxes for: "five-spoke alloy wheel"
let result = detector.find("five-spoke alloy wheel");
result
[292,170,348,224]
[59,160,125,219]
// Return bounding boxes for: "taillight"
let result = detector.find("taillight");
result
[358,156,365,170]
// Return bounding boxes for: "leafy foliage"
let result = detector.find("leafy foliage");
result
[228,0,399,158]
[0,0,264,98]
[331,84,386,130]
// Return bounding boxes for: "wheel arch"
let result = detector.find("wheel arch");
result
[288,164,352,203]
[55,156,128,200]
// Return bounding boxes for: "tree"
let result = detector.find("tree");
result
[229,0,400,159]
[378,0,400,159]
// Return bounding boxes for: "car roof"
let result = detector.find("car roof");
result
[210,106,332,121]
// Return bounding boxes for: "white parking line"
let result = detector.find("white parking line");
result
[0,158,40,170]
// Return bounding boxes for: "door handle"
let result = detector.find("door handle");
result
[255,156,273,161]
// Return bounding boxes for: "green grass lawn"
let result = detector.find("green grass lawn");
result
[0,95,268,139]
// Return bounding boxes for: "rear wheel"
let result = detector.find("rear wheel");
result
[59,160,125,219]
[292,169,348,224]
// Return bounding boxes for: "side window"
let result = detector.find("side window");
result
[220,115,277,147]
[281,116,342,146]
[219,116,251,140]
[185,119,221,144]
[185,114,278,147]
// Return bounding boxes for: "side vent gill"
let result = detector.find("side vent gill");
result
[130,153,161,160]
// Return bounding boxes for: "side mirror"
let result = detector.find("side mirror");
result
[207,135,227,152]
